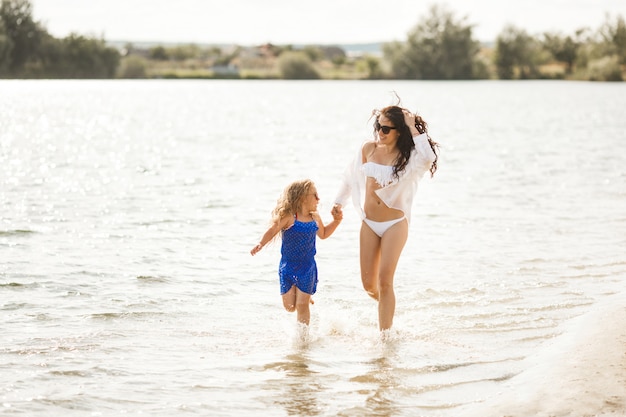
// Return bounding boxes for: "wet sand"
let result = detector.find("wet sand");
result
[464,291,626,417]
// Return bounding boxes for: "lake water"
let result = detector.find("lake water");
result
[1,79,625,416]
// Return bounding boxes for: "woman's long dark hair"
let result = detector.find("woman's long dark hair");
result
[373,105,439,178]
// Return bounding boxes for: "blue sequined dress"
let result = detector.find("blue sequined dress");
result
[278,219,318,295]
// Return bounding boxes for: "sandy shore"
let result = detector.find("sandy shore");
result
[463,291,626,417]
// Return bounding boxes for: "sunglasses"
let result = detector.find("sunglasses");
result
[374,121,397,134]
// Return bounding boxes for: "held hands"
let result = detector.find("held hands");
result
[331,204,343,221]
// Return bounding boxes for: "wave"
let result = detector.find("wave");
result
[136,275,170,283]
[0,229,35,237]
[88,311,166,320]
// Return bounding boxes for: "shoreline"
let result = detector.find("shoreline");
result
[463,291,626,416]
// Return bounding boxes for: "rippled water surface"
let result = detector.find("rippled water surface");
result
[1,80,625,416]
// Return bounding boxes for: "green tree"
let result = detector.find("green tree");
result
[495,25,544,79]
[359,55,383,79]
[0,17,12,73]
[119,55,147,78]
[169,44,200,61]
[149,45,169,60]
[302,45,323,62]
[543,31,582,74]
[587,55,622,81]
[383,5,481,79]
[0,0,43,73]
[28,31,64,77]
[471,53,491,79]
[278,51,320,79]
[598,13,626,65]
[572,14,625,81]
[323,45,346,65]
[51,34,119,78]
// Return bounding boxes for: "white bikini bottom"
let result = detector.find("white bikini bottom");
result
[363,217,406,238]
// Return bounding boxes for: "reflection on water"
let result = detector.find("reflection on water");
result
[360,356,401,417]
[263,352,324,416]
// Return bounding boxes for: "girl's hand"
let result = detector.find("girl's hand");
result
[331,204,343,221]
[250,243,263,256]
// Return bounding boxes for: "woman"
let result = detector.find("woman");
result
[333,104,439,331]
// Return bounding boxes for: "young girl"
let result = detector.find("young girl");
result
[251,179,343,326]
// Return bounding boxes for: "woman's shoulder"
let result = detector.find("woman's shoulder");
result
[361,140,376,149]
[361,140,376,158]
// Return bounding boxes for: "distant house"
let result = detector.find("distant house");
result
[210,64,239,76]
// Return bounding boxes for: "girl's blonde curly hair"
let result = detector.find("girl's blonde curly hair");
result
[270,179,315,237]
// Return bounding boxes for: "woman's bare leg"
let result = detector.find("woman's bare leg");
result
[378,219,408,331]
[360,222,382,300]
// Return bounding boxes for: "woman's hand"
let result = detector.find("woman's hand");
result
[402,109,414,124]
[403,110,419,136]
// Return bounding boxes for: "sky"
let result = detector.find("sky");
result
[31,0,626,45]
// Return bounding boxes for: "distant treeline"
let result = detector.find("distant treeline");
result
[1,0,625,81]
[0,0,119,78]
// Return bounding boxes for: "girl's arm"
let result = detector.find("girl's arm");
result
[313,208,343,240]
[250,216,292,255]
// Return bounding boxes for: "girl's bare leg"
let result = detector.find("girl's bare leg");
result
[360,222,382,300]
[282,285,296,312]
[377,220,408,331]
[295,288,312,325]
